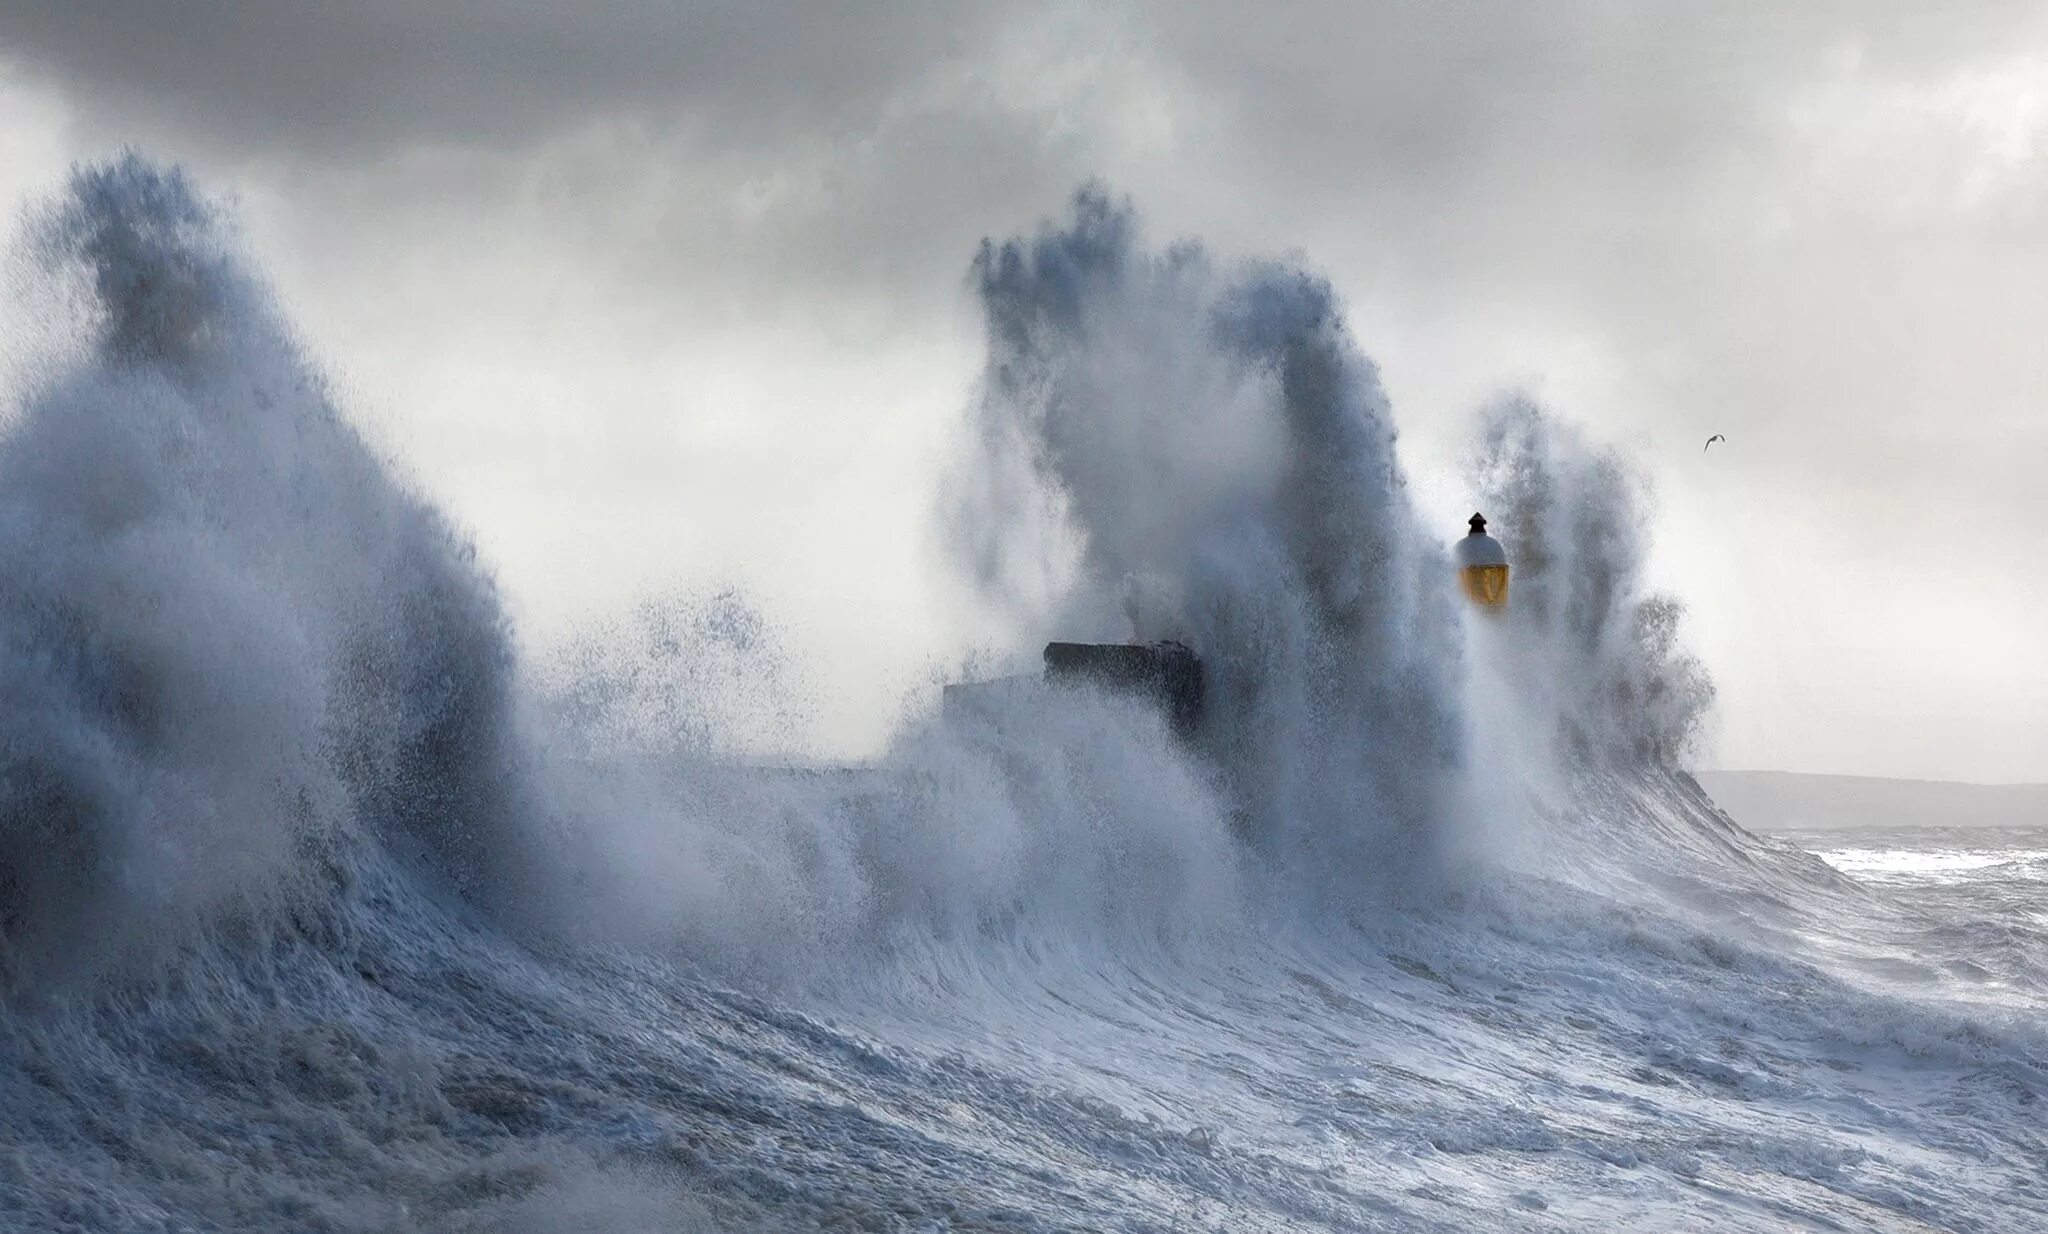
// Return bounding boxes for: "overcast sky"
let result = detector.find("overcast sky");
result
[1,1,2043,781]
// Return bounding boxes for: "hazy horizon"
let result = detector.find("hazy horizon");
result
[1709,769,2048,787]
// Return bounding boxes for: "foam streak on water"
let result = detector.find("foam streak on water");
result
[0,161,2042,1232]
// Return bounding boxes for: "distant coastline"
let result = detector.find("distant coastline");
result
[1696,770,2048,833]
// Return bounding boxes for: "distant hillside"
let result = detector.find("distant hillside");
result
[1695,770,2048,833]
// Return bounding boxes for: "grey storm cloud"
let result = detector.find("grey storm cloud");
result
[15,0,2038,357]
[0,0,1003,155]
[5,2,2037,165]
[9,1,2041,320]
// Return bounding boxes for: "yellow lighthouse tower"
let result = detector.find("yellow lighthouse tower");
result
[1455,512,1509,609]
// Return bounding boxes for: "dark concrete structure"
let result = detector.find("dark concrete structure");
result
[1042,640,1206,738]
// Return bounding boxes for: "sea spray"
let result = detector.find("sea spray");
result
[0,160,1721,990]
[947,187,1463,901]
[1466,396,1715,769]
[0,156,534,988]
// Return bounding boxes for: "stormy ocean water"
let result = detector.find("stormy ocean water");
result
[0,156,2043,1233]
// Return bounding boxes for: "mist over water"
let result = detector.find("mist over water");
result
[1,157,2042,1232]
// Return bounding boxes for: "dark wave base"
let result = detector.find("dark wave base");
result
[3,765,2045,1233]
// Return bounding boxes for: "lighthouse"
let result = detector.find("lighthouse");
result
[1454,513,1509,609]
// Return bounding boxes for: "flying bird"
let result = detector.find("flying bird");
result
[1704,434,1726,451]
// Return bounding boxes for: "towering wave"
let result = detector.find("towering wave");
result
[0,155,1759,999]
[0,161,1723,986]
[947,188,1463,896]
[0,155,532,989]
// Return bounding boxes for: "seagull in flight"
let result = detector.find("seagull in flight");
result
[1704,434,1726,451]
